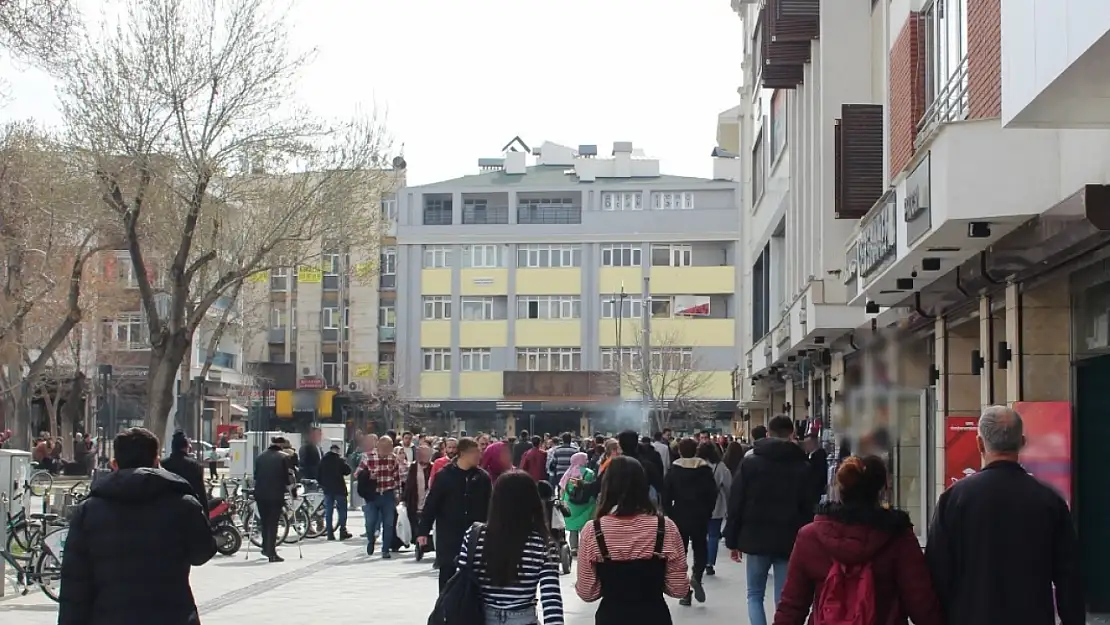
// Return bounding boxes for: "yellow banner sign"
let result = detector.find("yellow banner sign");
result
[354,363,375,378]
[297,265,322,283]
[246,270,268,283]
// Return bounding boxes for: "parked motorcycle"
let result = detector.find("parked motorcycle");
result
[208,497,242,556]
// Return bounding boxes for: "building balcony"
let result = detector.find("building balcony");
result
[420,372,450,399]
[378,326,396,342]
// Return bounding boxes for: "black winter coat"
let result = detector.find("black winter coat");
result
[58,468,216,625]
[925,460,1084,625]
[663,457,717,530]
[298,443,322,481]
[161,452,209,513]
[724,437,812,558]
[317,451,351,497]
[512,439,532,467]
[417,462,491,566]
[254,446,293,502]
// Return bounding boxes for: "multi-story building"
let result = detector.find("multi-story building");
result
[395,139,742,437]
[732,0,1110,610]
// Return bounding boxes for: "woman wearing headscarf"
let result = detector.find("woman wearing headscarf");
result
[480,441,513,483]
[560,452,596,555]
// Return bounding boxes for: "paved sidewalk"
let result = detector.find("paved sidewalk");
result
[2,538,774,624]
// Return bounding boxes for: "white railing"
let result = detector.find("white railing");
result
[916,56,969,148]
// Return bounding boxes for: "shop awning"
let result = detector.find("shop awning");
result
[230,403,248,416]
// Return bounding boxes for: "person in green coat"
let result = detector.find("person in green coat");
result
[560,452,596,554]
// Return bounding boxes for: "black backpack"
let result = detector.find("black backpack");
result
[566,478,593,505]
[356,470,378,502]
[428,522,485,625]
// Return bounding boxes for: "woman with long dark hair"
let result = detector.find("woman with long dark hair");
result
[575,456,688,625]
[722,440,747,475]
[696,441,731,576]
[457,470,563,625]
[773,456,943,625]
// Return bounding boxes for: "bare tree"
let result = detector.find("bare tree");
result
[618,326,714,432]
[56,0,396,438]
[0,124,110,447]
[0,0,76,60]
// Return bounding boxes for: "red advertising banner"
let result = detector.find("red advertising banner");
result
[945,416,981,487]
[1013,401,1072,507]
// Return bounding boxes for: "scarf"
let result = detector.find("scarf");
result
[559,452,589,490]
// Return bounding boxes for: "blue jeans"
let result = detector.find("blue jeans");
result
[323,493,347,535]
[706,518,724,565]
[745,553,789,625]
[361,490,395,554]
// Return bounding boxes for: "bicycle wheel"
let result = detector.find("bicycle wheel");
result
[36,529,67,603]
[28,471,53,497]
[304,511,327,539]
[284,508,309,544]
[5,521,38,561]
[248,508,290,547]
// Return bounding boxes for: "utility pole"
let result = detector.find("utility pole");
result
[613,283,627,381]
[641,276,652,433]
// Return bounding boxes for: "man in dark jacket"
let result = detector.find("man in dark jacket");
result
[318,443,352,541]
[512,429,532,467]
[58,427,215,625]
[161,431,209,513]
[802,433,829,507]
[724,415,811,625]
[254,438,294,562]
[662,437,718,607]
[417,437,492,590]
[617,430,664,497]
[403,444,433,561]
[925,406,1084,625]
[298,427,323,481]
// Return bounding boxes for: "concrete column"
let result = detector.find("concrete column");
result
[792,381,808,421]
[579,412,589,438]
[1014,280,1071,403]
[935,316,980,496]
[1005,283,1022,402]
[979,296,995,410]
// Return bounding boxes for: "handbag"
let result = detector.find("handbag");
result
[356,470,378,502]
[428,522,485,625]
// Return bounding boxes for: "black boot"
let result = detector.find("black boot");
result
[339,528,353,540]
[679,591,692,607]
[705,565,716,576]
[691,573,706,603]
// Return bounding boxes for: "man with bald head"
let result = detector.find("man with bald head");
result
[925,406,1083,625]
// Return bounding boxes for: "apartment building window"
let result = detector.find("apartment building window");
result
[422,296,452,320]
[462,199,509,225]
[751,244,771,340]
[102,314,146,350]
[322,252,340,276]
[322,362,338,387]
[461,297,506,321]
[517,296,581,320]
[601,347,642,372]
[380,247,397,288]
[423,197,453,225]
[752,121,766,204]
[271,267,291,291]
[601,244,641,267]
[516,347,581,372]
[113,252,138,288]
[378,353,396,384]
[517,197,581,224]
[271,308,297,328]
[423,245,452,268]
[516,245,581,268]
[323,307,342,329]
[601,192,642,211]
[460,348,492,372]
[463,244,501,268]
[422,348,452,372]
[601,295,644,319]
[651,295,711,318]
[651,192,694,210]
[380,197,397,221]
[379,305,395,327]
[770,90,787,165]
[651,347,694,371]
[922,0,969,123]
[651,244,692,267]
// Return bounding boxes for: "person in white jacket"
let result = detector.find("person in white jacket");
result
[697,442,732,576]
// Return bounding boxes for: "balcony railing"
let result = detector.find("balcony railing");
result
[916,56,969,149]
[462,205,509,225]
[379,326,396,342]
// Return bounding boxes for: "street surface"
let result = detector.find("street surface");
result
[2,536,775,624]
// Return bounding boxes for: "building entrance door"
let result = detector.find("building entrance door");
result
[1075,354,1110,613]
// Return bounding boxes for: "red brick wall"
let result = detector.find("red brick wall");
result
[968,0,1001,118]
[888,14,925,178]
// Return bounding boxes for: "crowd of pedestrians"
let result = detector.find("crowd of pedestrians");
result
[49,403,1089,625]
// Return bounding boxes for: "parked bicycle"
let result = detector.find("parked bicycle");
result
[4,478,85,563]
[0,492,67,601]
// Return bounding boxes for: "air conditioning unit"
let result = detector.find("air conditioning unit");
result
[348,380,370,393]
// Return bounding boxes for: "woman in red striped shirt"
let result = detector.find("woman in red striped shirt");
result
[574,456,689,625]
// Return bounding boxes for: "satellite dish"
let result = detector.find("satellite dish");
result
[392,156,407,170]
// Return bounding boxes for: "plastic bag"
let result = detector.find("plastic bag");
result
[551,503,566,530]
[396,503,412,545]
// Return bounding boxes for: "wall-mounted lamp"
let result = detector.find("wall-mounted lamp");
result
[997,341,1012,370]
[929,364,940,385]
[971,350,985,376]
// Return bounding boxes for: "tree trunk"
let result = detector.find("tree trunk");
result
[59,373,84,459]
[145,332,191,444]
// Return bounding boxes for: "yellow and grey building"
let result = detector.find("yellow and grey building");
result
[395,140,743,435]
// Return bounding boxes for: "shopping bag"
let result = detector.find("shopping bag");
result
[396,503,412,545]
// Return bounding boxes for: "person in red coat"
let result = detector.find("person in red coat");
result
[519,436,548,482]
[772,456,944,625]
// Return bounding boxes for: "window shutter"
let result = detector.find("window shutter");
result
[835,104,885,219]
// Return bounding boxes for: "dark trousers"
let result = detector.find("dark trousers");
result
[257,499,283,556]
[438,562,457,590]
[208,461,218,480]
[679,522,709,579]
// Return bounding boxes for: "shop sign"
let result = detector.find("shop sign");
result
[409,402,441,409]
[857,191,897,279]
[296,377,325,390]
[944,415,980,487]
[904,153,932,244]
